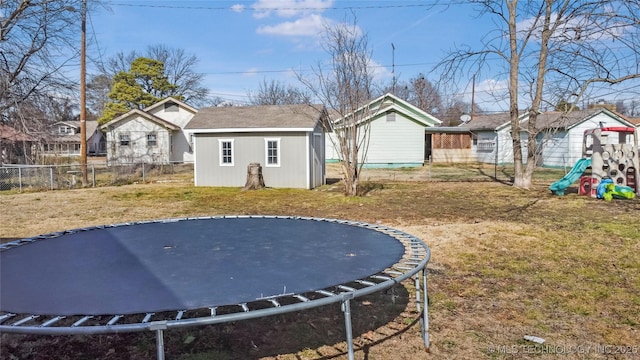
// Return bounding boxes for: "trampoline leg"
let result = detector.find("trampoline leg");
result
[341,298,355,360]
[156,329,165,360]
[422,267,430,349]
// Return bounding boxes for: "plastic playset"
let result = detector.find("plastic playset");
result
[549,126,639,200]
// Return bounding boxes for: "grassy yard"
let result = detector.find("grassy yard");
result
[1,168,639,359]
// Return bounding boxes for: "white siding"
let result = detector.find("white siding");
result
[364,112,425,166]
[147,105,195,163]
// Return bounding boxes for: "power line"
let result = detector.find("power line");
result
[104,1,449,11]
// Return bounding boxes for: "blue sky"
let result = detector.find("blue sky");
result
[89,1,505,108]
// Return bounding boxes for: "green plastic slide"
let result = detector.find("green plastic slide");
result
[549,158,592,196]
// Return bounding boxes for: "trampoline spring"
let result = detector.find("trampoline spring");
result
[0,313,16,324]
[354,279,376,287]
[41,316,66,327]
[142,313,154,323]
[268,299,281,307]
[316,290,336,297]
[12,315,39,326]
[371,275,392,281]
[209,307,217,316]
[293,294,309,302]
[72,316,93,327]
[107,315,123,326]
[175,311,185,320]
[396,265,414,271]
[239,303,250,312]
[337,285,357,292]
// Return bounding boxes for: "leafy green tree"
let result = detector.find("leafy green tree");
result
[98,57,178,124]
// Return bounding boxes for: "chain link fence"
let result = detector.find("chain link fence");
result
[0,162,194,192]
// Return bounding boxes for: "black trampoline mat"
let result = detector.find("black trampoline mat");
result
[0,217,405,316]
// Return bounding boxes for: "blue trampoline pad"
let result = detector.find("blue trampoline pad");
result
[1,217,405,316]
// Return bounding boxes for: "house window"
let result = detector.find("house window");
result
[477,140,495,152]
[265,138,280,167]
[119,133,130,146]
[58,125,73,135]
[219,139,234,166]
[73,143,81,153]
[164,102,179,112]
[147,132,157,147]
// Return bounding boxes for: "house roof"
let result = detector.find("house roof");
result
[457,108,635,132]
[100,109,181,131]
[143,97,197,114]
[520,108,635,130]
[52,121,100,140]
[0,124,35,142]
[332,93,442,127]
[185,104,325,132]
[458,112,513,131]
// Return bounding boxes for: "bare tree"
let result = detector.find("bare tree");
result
[438,0,640,189]
[247,78,311,105]
[1,0,84,131]
[298,17,374,196]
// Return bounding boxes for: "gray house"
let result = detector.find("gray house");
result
[185,104,327,189]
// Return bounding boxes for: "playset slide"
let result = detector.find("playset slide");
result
[549,158,592,196]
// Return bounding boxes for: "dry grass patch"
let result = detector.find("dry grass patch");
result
[1,174,639,359]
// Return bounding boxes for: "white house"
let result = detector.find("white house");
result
[100,97,197,164]
[327,93,442,168]
[527,108,638,168]
[185,104,327,189]
[458,107,637,167]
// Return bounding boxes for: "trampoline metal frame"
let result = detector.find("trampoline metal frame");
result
[0,216,430,360]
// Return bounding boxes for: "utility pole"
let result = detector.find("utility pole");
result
[80,0,87,185]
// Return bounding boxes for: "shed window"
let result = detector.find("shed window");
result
[119,133,130,146]
[147,132,157,147]
[219,139,234,166]
[265,138,280,167]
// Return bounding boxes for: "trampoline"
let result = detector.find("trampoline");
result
[0,215,430,359]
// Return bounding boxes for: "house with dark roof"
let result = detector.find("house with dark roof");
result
[99,97,197,164]
[185,104,327,189]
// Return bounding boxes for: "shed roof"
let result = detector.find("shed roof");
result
[185,104,325,132]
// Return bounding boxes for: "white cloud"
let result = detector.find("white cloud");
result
[257,14,328,36]
[230,4,245,13]
[472,78,510,112]
[251,0,334,19]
